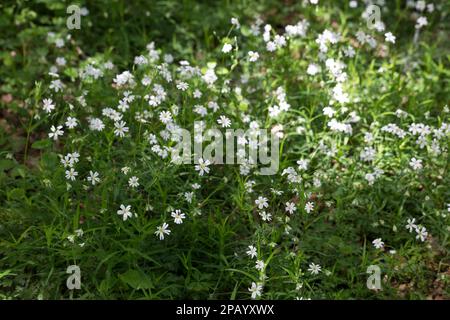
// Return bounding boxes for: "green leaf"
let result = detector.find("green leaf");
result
[206,61,217,69]
[10,165,27,178]
[238,102,248,111]
[119,270,154,290]
[0,159,15,172]
[8,188,26,200]
[0,270,16,280]
[40,152,58,169]
[216,67,229,75]
[32,139,52,149]
[64,67,78,81]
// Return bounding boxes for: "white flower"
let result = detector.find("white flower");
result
[296,159,309,171]
[117,204,133,221]
[114,121,129,138]
[193,89,202,98]
[194,105,208,116]
[89,118,105,131]
[49,125,64,140]
[87,171,100,185]
[415,0,426,11]
[128,176,139,188]
[248,282,263,299]
[134,55,148,65]
[323,106,336,117]
[207,101,219,112]
[159,111,173,124]
[68,152,80,163]
[67,235,75,243]
[409,157,423,170]
[65,168,78,181]
[222,43,233,53]
[184,191,194,203]
[113,70,134,87]
[308,262,321,275]
[246,245,257,259]
[121,166,131,175]
[259,211,272,222]
[195,158,211,176]
[305,202,314,213]
[141,75,152,86]
[374,21,385,32]
[331,84,349,104]
[42,98,55,113]
[117,100,129,112]
[360,147,376,162]
[343,45,355,57]
[155,222,171,240]
[415,226,428,242]
[164,54,174,64]
[372,238,384,249]
[171,209,186,224]
[365,173,375,185]
[231,17,240,28]
[75,229,84,237]
[203,68,218,85]
[406,218,417,232]
[56,57,66,66]
[55,38,64,48]
[176,81,189,91]
[274,35,286,47]
[307,63,321,75]
[416,16,428,29]
[384,32,396,44]
[217,115,231,128]
[313,177,322,188]
[248,51,259,62]
[65,117,78,129]
[255,260,265,271]
[266,41,277,52]
[60,157,70,168]
[285,202,297,214]
[364,132,374,143]
[255,196,268,209]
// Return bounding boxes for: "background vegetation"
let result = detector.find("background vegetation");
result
[0,0,449,299]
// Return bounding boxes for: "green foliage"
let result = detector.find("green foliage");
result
[0,0,449,300]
